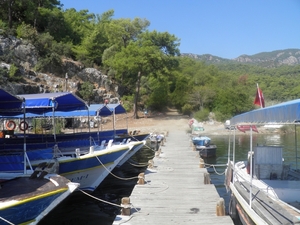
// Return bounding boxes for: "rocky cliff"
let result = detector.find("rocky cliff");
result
[0,35,119,103]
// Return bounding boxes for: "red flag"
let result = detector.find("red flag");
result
[254,84,265,108]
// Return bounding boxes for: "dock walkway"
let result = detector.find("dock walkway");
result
[113,129,234,225]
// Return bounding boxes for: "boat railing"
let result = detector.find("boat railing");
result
[234,165,279,200]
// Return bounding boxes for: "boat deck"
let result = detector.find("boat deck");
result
[0,175,69,201]
[113,129,234,225]
[234,181,300,224]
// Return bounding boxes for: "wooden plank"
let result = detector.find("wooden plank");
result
[113,129,234,225]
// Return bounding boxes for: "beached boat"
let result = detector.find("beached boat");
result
[191,136,217,158]
[225,99,300,225]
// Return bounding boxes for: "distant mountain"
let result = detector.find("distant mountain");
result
[182,49,300,68]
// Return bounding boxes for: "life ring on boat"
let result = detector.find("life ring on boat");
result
[5,120,16,130]
[19,121,28,131]
[229,195,238,221]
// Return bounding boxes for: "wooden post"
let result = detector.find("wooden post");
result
[121,197,131,216]
[204,172,211,184]
[194,145,197,151]
[216,198,225,216]
[161,136,164,146]
[148,159,154,169]
[199,158,205,168]
[137,172,145,185]
[155,147,161,157]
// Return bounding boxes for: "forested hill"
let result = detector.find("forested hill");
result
[182,48,300,68]
[1,0,299,122]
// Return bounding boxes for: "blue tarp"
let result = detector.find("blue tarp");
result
[0,89,24,115]
[18,92,88,114]
[42,104,112,117]
[0,89,126,118]
[230,98,300,125]
[106,104,126,115]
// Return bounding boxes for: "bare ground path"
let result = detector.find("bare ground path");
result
[107,108,228,136]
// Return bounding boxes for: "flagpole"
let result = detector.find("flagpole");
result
[257,83,263,108]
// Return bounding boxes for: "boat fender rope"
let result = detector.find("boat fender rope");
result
[229,195,238,220]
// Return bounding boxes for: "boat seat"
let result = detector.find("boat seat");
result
[106,139,113,148]
[100,140,106,148]
[120,139,126,144]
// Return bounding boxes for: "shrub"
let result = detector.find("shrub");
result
[193,108,210,122]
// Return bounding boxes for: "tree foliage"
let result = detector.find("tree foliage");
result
[1,2,300,122]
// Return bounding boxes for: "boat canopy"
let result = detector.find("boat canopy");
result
[106,104,126,114]
[41,104,112,117]
[17,92,88,114]
[0,89,24,115]
[230,98,300,125]
[0,90,126,118]
[17,103,126,118]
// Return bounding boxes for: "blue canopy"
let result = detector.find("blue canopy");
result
[107,104,126,114]
[230,98,300,125]
[42,104,112,117]
[17,92,87,114]
[0,89,24,115]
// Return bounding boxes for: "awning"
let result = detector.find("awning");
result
[230,98,300,125]
[0,89,24,115]
[107,104,126,114]
[18,92,88,114]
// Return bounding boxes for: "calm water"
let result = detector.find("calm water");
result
[39,133,300,224]
[39,142,156,225]
[206,132,300,215]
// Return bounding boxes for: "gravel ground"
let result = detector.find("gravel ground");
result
[102,109,230,136]
[99,109,283,136]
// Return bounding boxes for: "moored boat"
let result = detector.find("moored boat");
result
[191,136,217,158]
[0,173,79,225]
[0,90,145,192]
[225,98,300,224]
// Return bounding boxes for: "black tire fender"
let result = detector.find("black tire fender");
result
[229,195,238,220]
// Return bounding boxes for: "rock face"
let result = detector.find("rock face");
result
[182,49,300,67]
[0,35,119,103]
[234,49,300,66]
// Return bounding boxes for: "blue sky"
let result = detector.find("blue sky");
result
[60,0,300,59]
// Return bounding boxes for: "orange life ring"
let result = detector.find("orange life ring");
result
[6,120,16,130]
[19,121,28,131]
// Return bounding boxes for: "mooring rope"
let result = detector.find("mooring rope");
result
[79,189,121,208]
[127,159,150,167]
[204,163,228,175]
[148,181,170,194]
[0,216,14,225]
[95,155,140,181]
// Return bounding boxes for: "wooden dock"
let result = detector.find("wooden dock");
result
[113,129,234,225]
